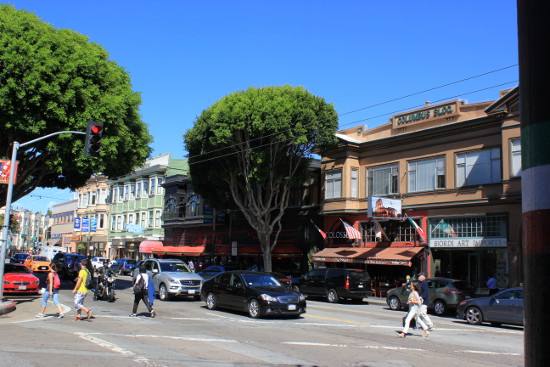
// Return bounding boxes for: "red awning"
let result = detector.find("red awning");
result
[152,245,205,256]
[139,240,163,254]
[311,246,423,267]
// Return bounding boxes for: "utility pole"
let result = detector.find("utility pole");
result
[518,1,550,365]
[0,131,85,300]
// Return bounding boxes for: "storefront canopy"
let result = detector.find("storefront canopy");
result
[139,240,164,254]
[152,245,205,256]
[46,238,61,246]
[312,246,423,267]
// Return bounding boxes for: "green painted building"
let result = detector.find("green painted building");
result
[107,153,188,260]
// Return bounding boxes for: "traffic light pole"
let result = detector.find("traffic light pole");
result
[0,131,85,300]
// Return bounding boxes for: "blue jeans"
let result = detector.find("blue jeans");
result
[41,289,61,308]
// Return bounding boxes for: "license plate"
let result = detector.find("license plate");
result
[18,286,26,290]
[39,266,47,270]
[188,290,195,294]
[358,284,364,288]
[288,304,296,310]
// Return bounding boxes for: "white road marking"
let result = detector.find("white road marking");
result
[458,349,522,356]
[85,332,237,343]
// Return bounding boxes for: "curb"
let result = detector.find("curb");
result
[0,300,17,315]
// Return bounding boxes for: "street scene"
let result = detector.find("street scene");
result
[2,1,547,366]
[1,274,523,367]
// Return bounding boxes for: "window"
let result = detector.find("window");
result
[511,139,521,177]
[155,209,162,227]
[140,212,147,228]
[130,184,136,199]
[148,210,154,228]
[408,156,445,192]
[116,215,123,231]
[429,214,507,238]
[157,177,164,194]
[456,148,501,187]
[90,191,97,205]
[350,168,358,198]
[82,194,89,207]
[98,214,105,229]
[367,164,398,196]
[99,188,107,204]
[127,213,134,226]
[124,184,129,200]
[360,220,416,242]
[110,216,116,231]
[143,180,149,196]
[118,186,124,202]
[325,170,342,199]
[150,178,156,196]
[137,182,142,198]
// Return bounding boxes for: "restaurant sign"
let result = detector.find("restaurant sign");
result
[429,237,507,248]
[392,100,460,129]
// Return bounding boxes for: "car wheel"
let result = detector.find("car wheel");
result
[327,289,339,303]
[388,295,402,310]
[159,284,170,301]
[465,306,483,325]
[206,292,217,310]
[433,299,447,316]
[248,299,261,318]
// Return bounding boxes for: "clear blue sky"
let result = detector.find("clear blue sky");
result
[6,0,519,213]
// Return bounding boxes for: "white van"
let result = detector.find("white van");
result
[40,245,68,261]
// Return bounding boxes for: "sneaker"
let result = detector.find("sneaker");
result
[150,310,156,318]
[428,324,435,331]
[129,313,137,317]
[58,313,64,319]
[35,313,45,318]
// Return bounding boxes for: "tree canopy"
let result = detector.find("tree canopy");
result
[184,85,338,271]
[0,5,152,207]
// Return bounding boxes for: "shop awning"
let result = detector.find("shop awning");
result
[139,240,164,254]
[152,245,205,256]
[46,238,61,246]
[214,244,301,257]
[311,246,423,267]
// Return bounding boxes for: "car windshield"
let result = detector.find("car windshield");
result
[32,256,49,262]
[242,274,282,288]
[5,264,32,273]
[349,270,369,282]
[160,262,190,272]
[126,260,136,264]
[453,280,474,291]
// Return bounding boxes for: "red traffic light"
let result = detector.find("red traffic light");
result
[85,121,104,157]
[91,125,103,134]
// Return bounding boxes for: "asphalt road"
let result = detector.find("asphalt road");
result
[0,274,524,367]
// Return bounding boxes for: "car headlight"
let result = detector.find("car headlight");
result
[167,277,179,284]
[33,280,40,285]
[260,294,278,302]
[107,277,114,282]
[299,294,305,301]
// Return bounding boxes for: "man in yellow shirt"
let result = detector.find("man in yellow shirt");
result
[72,259,93,321]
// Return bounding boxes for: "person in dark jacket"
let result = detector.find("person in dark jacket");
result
[417,274,434,330]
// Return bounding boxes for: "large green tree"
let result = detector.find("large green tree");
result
[184,85,338,271]
[0,5,152,207]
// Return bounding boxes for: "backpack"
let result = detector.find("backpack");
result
[53,273,61,289]
[133,274,145,295]
[85,269,93,289]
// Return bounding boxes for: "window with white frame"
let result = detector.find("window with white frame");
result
[154,209,162,227]
[150,178,156,196]
[140,211,147,228]
[90,191,97,205]
[148,210,154,228]
[511,138,522,177]
[143,180,149,197]
[82,193,89,207]
[325,169,342,199]
[130,183,136,199]
[456,148,501,187]
[124,184,129,200]
[367,164,398,196]
[157,177,164,194]
[127,213,134,226]
[116,215,123,231]
[99,188,107,204]
[118,186,124,202]
[98,213,105,229]
[350,168,359,198]
[110,215,116,231]
[136,182,142,198]
[408,156,445,192]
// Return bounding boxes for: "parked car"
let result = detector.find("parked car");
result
[91,257,111,270]
[457,287,524,326]
[9,253,30,264]
[386,277,475,315]
[131,258,203,300]
[197,265,226,280]
[201,270,306,318]
[291,268,371,303]
[23,255,51,273]
[2,263,40,295]
[110,258,137,275]
[51,253,86,279]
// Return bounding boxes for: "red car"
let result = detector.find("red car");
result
[2,263,40,295]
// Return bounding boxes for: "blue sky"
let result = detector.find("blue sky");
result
[6,0,519,213]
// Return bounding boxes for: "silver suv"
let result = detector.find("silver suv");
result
[132,258,203,300]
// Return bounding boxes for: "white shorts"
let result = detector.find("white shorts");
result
[74,292,87,310]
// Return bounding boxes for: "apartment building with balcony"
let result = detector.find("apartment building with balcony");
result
[317,87,521,293]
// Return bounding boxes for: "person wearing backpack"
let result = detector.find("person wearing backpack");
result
[36,263,64,318]
[130,265,155,318]
[71,259,94,321]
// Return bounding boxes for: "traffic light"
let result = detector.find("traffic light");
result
[84,121,103,157]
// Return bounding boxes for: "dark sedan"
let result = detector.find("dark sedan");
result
[201,270,306,318]
[110,258,137,275]
[457,287,524,326]
[10,253,30,264]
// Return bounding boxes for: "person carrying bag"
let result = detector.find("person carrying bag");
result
[397,282,430,338]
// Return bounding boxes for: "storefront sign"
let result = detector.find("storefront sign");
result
[429,237,507,248]
[368,196,402,218]
[392,101,460,129]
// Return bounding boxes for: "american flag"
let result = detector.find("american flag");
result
[340,219,362,240]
